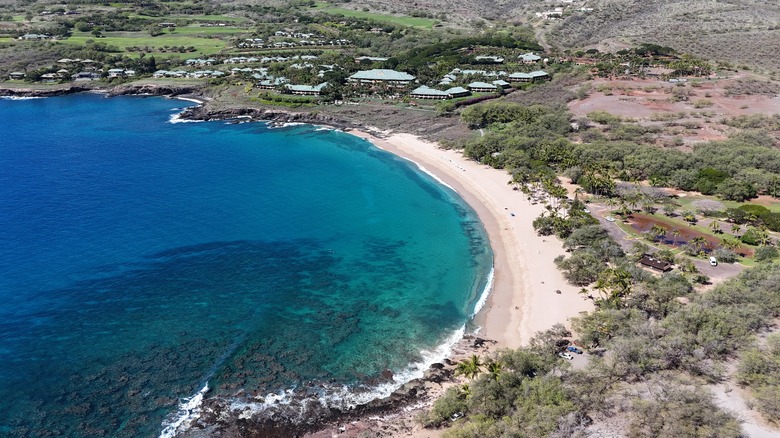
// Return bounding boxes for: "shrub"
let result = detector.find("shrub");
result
[755,246,779,262]
[712,248,738,263]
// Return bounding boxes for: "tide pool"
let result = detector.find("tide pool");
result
[0,94,492,437]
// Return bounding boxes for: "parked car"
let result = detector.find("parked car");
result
[566,346,583,354]
[709,256,718,266]
[558,352,574,360]
[606,216,616,222]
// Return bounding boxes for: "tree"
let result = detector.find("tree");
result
[594,268,633,308]
[647,224,667,243]
[456,354,483,380]
[709,220,723,234]
[671,229,682,246]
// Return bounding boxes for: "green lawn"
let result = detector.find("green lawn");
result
[61,31,228,56]
[675,194,780,214]
[174,25,251,35]
[312,2,437,29]
[167,14,248,23]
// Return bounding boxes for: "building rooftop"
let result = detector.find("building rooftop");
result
[285,82,328,93]
[445,86,469,95]
[410,86,449,97]
[468,81,497,89]
[349,69,415,82]
[519,52,542,61]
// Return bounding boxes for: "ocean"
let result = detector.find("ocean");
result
[0,94,492,437]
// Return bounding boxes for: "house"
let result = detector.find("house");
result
[445,86,470,98]
[529,70,550,81]
[71,71,101,81]
[519,52,542,64]
[410,85,450,100]
[158,22,176,28]
[107,68,126,78]
[185,58,216,66]
[40,73,59,83]
[638,254,673,272]
[285,82,328,96]
[9,72,25,80]
[348,69,416,87]
[19,33,50,40]
[467,81,498,93]
[474,55,505,64]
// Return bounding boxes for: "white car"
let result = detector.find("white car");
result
[709,256,718,266]
[558,352,574,360]
[606,216,616,222]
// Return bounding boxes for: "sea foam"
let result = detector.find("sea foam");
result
[158,383,209,438]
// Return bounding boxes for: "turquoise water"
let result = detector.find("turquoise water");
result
[0,95,492,437]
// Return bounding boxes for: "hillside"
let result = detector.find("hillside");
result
[547,0,780,72]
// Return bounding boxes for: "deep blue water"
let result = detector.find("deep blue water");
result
[0,94,492,437]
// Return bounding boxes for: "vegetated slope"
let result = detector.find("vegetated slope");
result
[548,0,780,72]
[214,0,534,26]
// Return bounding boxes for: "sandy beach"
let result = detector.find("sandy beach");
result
[351,130,594,348]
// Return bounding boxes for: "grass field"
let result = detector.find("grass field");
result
[311,2,437,29]
[174,25,251,35]
[61,31,228,57]
[168,14,248,23]
[675,194,780,214]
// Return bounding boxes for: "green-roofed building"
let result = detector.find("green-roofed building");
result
[445,86,470,98]
[410,85,449,100]
[348,69,416,87]
[468,81,498,92]
[507,70,550,83]
[285,82,328,96]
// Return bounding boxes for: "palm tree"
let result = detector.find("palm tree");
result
[485,359,503,380]
[455,354,483,380]
[649,224,667,242]
[721,237,741,251]
[710,220,722,235]
[690,236,707,255]
[731,223,742,236]
[671,229,682,246]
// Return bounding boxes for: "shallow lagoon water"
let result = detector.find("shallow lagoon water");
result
[0,95,492,437]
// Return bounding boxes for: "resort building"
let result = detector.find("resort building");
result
[492,79,511,89]
[519,52,542,64]
[467,81,498,93]
[474,55,505,64]
[71,72,101,81]
[445,86,471,98]
[348,69,416,87]
[285,82,328,96]
[9,72,25,80]
[257,77,289,90]
[507,70,550,83]
[410,85,450,100]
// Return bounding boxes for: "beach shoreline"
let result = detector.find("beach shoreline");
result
[349,130,594,348]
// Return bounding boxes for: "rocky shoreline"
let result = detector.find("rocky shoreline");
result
[177,335,496,438]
